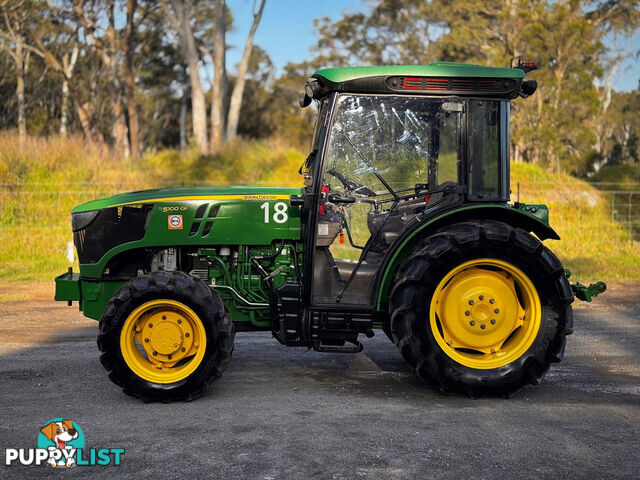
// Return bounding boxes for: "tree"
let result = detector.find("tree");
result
[72,0,130,157]
[312,0,431,66]
[59,42,78,137]
[226,0,266,142]
[310,0,640,175]
[26,3,106,145]
[162,0,208,153]
[210,0,226,150]
[0,0,41,147]
[123,0,139,157]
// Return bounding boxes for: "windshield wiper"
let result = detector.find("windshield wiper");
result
[338,131,399,201]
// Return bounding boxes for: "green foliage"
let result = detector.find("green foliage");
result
[591,164,640,185]
[312,0,640,177]
[238,61,318,151]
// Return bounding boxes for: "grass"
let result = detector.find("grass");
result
[511,162,640,282]
[0,133,637,292]
[0,133,304,282]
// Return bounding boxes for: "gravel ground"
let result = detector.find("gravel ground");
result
[0,285,638,479]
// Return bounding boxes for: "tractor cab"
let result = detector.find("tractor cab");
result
[299,63,522,307]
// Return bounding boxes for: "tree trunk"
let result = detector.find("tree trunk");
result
[180,66,188,151]
[124,0,140,158]
[186,42,208,154]
[163,0,208,154]
[106,2,130,158]
[210,0,227,150]
[75,100,105,145]
[16,41,26,147]
[225,0,266,141]
[60,79,70,136]
[60,45,79,137]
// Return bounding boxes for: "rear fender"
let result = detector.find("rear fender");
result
[375,204,559,310]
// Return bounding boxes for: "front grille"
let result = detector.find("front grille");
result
[73,205,152,264]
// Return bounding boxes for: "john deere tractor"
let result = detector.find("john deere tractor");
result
[55,61,605,401]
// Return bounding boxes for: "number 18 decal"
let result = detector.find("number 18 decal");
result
[260,201,288,224]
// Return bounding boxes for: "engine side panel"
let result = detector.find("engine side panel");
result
[77,193,301,278]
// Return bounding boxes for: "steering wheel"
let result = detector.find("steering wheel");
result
[326,168,377,197]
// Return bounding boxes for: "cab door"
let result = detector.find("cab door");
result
[309,93,464,306]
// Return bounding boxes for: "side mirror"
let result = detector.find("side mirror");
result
[519,80,537,98]
[327,192,356,204]
[299,92,311,108]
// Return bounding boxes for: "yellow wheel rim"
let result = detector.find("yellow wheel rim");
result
[429,258,541,370]
[120,300,207,384]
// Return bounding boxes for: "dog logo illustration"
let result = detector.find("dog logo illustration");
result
[38,419,85,468]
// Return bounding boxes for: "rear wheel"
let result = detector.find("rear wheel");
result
[389,220,573,397]
[98,271,234,402]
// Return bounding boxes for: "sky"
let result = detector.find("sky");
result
[225,0,363,70]
[225,0,639,92]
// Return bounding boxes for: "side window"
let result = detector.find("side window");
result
[436,107,460,186]
[468,100,501,200]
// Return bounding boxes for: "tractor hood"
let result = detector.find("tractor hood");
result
[70,185,303,274]
[72,186,301,213]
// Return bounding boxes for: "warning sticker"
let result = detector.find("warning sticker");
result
[317,223,329,236]
[168,215,183,229]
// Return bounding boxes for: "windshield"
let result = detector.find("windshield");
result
[325,94,462,198]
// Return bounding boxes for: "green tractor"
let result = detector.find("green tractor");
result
[55,61,605,401]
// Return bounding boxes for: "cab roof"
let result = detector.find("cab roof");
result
[311,62,526,99]
[314,62,525,83]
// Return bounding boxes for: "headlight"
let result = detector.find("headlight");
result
[72,210,100,232]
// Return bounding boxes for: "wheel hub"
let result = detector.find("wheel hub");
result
[139,311,195,365]
[431,259,541,369]
[149,319,182,355]
[120,300,206,383]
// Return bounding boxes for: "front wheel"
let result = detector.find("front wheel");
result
[389,221,573,397]
[97,271,234,402]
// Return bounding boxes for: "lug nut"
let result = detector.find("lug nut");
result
[470,320,476,326]
[144,338,149,343]
[494,308,500,314]
[185,333,190,338]
[181,347,186,352]
[489,299,495,304]
[465,310,471,316]
[479,295,484,300]
[469,300,474,305]
[152,351,157,356]
[177,319,182,324]
[480,324,486,330]
[490,319,496,324]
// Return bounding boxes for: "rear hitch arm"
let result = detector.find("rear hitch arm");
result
[571,281,607,302]
[564,269,607,302]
